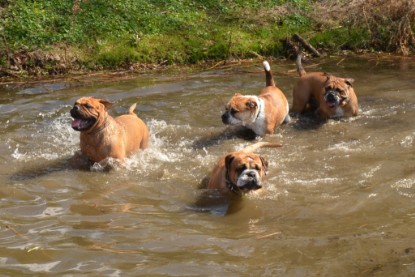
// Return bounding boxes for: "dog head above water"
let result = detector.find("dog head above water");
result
[222,93,260,127]
[224,151,268,194]
[70,97,113,132]
[324,75,354,109]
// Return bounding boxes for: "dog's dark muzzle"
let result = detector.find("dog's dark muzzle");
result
[221,112,230,124]
[239,171,262,191]
[70,105,81,118]
[240,181,262,191]
[324,91,340,108]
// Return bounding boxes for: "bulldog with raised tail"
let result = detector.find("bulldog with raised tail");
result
[291,52,358,119]
[205,141,282,197]
[221,61,290,136]
[70,97,149,164]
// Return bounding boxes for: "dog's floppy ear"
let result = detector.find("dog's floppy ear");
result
[344,78,354,87]
[98,99,113,110]
[259,156,269,175]
[225,154,235,171]
[234,93,241,96]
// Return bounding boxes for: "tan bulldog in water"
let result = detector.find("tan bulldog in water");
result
[292,52,359,119]
[204,142,282,197]
[70,97,149,163]
[221,61,290,136]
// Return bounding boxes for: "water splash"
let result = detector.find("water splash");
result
[391,178,415,198]
[400,132,414,148]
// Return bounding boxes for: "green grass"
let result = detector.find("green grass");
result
[310,27,370,51]
[0,0,381,74]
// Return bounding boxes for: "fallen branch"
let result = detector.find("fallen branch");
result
[292,33,321,57]
[256,231,282,239]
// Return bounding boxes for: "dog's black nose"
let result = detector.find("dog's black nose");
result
[70,106,79,117]
[325,92,340,105]
[326,93,336,102]
[221,113,229,124]
[246,171,256,178]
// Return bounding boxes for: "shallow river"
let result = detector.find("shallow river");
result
[0,56,414,276]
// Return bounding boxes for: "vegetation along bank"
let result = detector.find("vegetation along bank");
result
[0,0,414,79]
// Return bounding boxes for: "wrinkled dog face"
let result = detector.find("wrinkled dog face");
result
[222,94,259,126]
[324,75,354,109]
[225,152,268,193]
[70,97,112,131]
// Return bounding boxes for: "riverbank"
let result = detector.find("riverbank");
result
[1,0,414,81]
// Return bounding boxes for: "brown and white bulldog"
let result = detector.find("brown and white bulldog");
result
[221,61,290,136]
[291,53,359,119]
[70,97,149,163]
[204,142,282,197]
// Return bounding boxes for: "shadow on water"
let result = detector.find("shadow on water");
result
[192,127,257,149]
[187,189,245,216]
[288,111,353,131]
[185,175,246,216]
[10,152,92,180]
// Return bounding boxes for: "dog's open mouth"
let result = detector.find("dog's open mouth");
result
[71,117,95,131]
[238,177,262,192]
[240,182,262,192]
[326,100,337,109]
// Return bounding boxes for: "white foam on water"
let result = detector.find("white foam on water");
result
[10,110,78,162]
[327,140,364,153]
[358,164,382,187]
[361,106,399,119]
[87,119,210,178]
[391,178,415,198]
[279,176,342,187]
[320,193,340,199]
[121,119,191,173]
[361,164,382,179]
[34,207,66,219]
[0,260,61,273]
[245,183,289,200]
[400,132,414,148]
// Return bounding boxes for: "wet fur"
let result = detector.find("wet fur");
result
[222,61,290,136]
[292,53,358,119]
[203,142,282,197]
[70,97,149,163]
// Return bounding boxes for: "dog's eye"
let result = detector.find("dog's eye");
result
[246,101,256,109]
[236,165,247,174]
[84,103,94,109]
[339,90,347,96]
[254,165,261,171]
[230,108,238,115]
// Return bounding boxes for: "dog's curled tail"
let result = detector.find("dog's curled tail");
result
[241,141,283,153]
[263,61,276,87]
[296,52,307,77]
[128,103,137,115]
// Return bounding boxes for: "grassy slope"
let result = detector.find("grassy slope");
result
[0,0,413,77]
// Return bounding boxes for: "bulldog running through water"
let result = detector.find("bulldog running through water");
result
[203,141,282,197]
[70,97,149,164]
[291,52,359,119]
[221,61,290,136]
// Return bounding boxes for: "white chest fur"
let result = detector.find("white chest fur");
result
[247,97,266,136]
[334,106,345,118]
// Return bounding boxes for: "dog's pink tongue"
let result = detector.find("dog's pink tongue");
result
[71,118,82,129]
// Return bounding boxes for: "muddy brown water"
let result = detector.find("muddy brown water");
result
[0,56,414,276]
